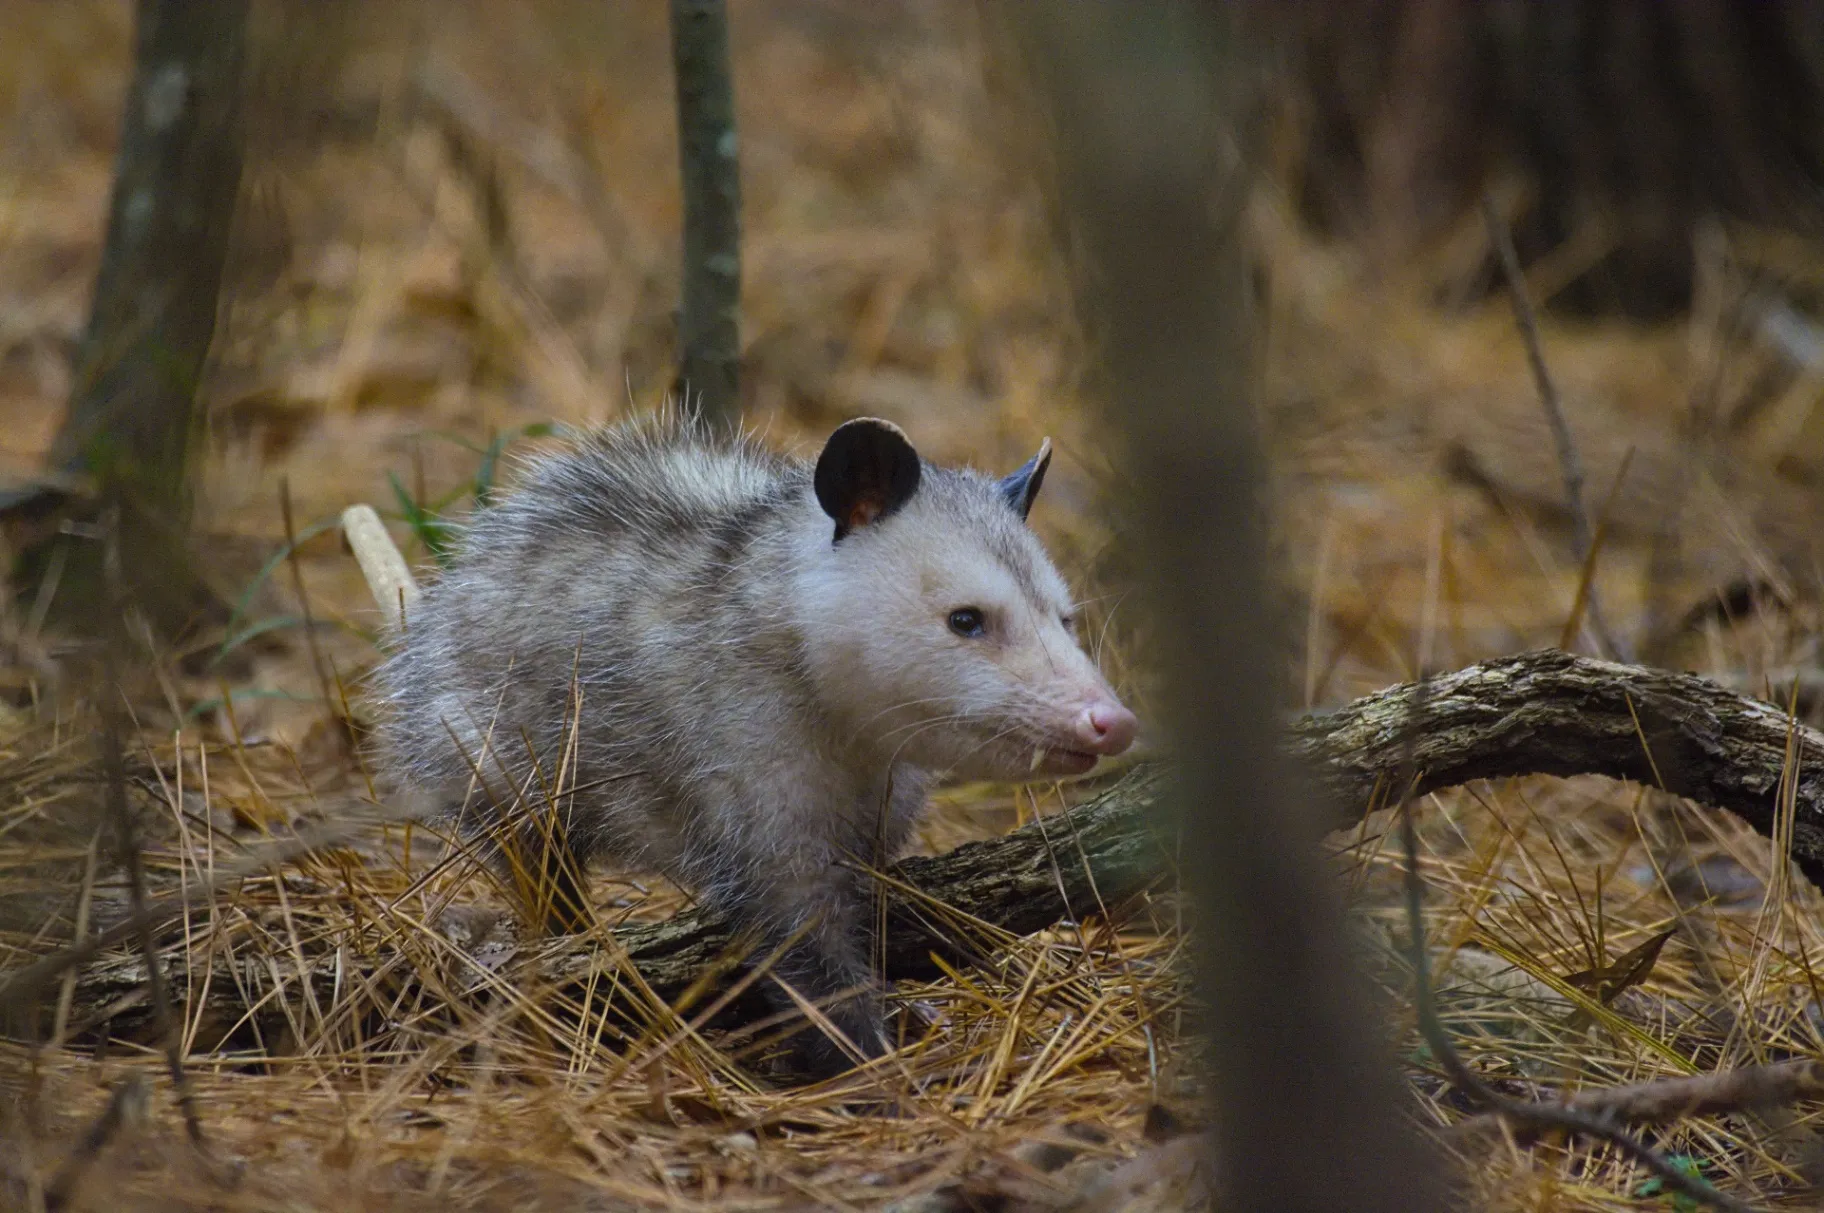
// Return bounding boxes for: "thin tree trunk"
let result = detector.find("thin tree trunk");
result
[1015,4,1444,1207]
[31,0,249,630]
[670,0,743,428]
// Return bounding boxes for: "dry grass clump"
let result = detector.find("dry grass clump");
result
[1352,771,1824,1207]
[0,713,1190,1211]
[5,0,1824,1208]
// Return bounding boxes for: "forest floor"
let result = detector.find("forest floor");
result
[4,1,1824,1208]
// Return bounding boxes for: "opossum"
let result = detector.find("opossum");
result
[374,414,1137,1074]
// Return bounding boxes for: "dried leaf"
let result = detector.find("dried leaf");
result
[1565,926,1677,1004]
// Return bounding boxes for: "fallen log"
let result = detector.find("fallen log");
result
[53,767,1178,1039]
[34,648,1824,1043]
[1288,647,1824,886]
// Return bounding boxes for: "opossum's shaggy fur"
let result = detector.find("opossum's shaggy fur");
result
[376,413,1132,1074]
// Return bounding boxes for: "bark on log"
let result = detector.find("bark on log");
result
[39,649,1824,1042]
[1288,647,1824,885]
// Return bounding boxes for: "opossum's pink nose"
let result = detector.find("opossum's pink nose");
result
[1075,701,1138,755]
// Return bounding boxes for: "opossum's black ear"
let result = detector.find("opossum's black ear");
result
[998,437,1052,520]
[815,418,922,541]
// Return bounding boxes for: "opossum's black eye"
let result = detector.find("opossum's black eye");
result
[1060,614,1076,633]
[948,607,987,638]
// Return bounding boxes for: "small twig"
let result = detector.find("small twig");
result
[1480,193,1626,662]
[98,689,206,1151]
[1395,672,1761,1212]
[412,57,656,269]
[41,1075,148,1212]
[49,828,104,1049]
[1558,447,1633,654]
[1452,1060,1824,1143]
[669,0,743,427]
[427,97,516,266]
[85,508,208,1153]
[279,478,335,720]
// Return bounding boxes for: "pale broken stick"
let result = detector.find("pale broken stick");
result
[340,503,421,632]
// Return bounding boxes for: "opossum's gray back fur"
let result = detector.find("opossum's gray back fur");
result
[380,416,819,878]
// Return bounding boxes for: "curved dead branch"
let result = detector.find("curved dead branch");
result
[32,648,1824,1042]
[1289,647,1824,887]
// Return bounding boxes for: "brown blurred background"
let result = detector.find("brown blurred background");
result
[5,2,1824,1206]
[7,1,1824,725]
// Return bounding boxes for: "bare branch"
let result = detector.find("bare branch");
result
[1481,194,1627,661]
[1287,648,1824,890]
[36,649,1824,1046]
[1452,1060,1824,1143]
[34,768,1174,1037]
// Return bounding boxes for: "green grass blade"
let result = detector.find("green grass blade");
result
[388,470,456,567]
[221,516,340,659]
[184,687,319,722]
[215,614,370,664]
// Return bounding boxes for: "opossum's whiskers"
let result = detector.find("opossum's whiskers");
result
[965,721,1056,777]
[968,721,1042,760]
[884,717,1033,773]
[856,696,962,732]
[1089,590,1132,670]
[873,711,976,745]
[1024,597,1074,676]
[881,716,975,770]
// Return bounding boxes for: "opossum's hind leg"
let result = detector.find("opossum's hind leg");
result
[735,875,889,1080]
[775,954,887,1082]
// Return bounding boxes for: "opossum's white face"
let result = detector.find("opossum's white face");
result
[800,419,1137,779]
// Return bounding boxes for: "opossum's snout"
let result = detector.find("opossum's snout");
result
[1024,688,1136,777]
[1073,699,1138,756]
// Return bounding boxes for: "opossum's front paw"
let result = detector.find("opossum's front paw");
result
[781,1033,868,1084]
[892,997,946,1042]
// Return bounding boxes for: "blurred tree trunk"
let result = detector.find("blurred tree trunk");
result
[1015,4,1444,1207]
[34,0,249,632]
[670,0,743,428]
